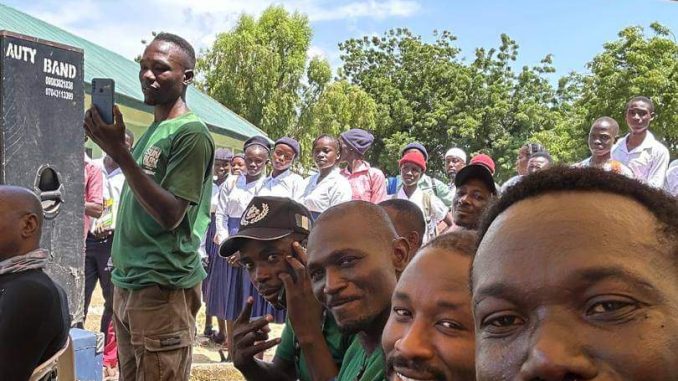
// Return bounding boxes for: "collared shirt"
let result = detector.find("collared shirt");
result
[394,187,447,243]
[340,161,386,204]
[215,174,266,242]
[301,167,353,213]
[611,131,670,188]
[665,160,678,197]
[275,313,353,381]
[259,169,305,201]
[335,337,385,381]
[576,157,635,178]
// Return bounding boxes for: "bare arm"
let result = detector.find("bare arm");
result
[85,202,103,218]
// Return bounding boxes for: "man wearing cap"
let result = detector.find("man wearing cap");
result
[453,160,498,231]
[388,143,454,208]
[259,137,305,201]
[394,150,451,243]
[339,129,387,203]
[444,147,467,194]
[221,196,353,381]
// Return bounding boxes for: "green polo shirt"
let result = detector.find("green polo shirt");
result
[111,111,214,290]
[275,313,353,381]
[336,337,386,381]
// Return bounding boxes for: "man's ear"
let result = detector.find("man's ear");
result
[21,213,40,239]
[391,237,410,276]
[184,69,194,85]
[405,232,421,259]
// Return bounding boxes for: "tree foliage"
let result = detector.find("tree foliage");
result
[196,6,312,137]
[339,29,569,179]
[569,23,678,154]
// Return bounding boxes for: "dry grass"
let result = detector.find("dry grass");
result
[86,285,284,381]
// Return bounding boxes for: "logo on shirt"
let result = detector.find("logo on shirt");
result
[241,203,269,226]
[142,146,162,175]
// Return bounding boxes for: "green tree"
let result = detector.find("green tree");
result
[339,29,569,180]
[196,6,312,138]
[569,23,678,156]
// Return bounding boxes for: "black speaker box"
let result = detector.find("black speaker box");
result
[0,31,85,323]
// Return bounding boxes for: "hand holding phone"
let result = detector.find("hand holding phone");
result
[84,78,129,161]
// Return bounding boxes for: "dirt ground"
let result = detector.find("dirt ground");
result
[85,285,284,381]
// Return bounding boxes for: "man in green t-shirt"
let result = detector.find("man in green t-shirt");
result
[84,33,214,381]
[220,196,353,381]
[307,201,410,381]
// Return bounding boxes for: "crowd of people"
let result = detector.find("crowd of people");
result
[0,31,677,381]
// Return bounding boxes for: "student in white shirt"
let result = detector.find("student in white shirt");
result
[209,136,270,352]
[611,96,670,188]
[301,134,352,219]
[259,137,304,200]
[393,150,451,243]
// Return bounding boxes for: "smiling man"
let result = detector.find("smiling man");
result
[472,166,678,380]
[307,201,410,381]
[84,33,214,381]
[452,163,497,231]
[382,231,477,381]
[612,96,670,187]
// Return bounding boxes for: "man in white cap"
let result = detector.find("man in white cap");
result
[445,147,467,194]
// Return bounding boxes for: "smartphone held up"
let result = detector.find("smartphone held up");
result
[91,78,115,124]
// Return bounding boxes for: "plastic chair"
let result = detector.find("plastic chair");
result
[29,337,75,381]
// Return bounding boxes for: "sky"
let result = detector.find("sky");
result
[2,0,678,80]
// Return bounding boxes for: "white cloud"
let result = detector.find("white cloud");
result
[7,0,420,60]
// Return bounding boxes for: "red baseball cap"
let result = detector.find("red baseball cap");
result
[399,151,427,172]
[470,154,495,175]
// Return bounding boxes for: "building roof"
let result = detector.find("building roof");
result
[0,3,267,141]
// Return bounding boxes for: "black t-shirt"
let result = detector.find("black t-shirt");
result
[0,269,70,380]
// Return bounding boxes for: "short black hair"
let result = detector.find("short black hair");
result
[626,96,655,114]
[152,32,196,69]
[421,230,477,258]
[313,134,341,155]
[529,151,553,163]
[379,199,426,246]
[478,166,678,257]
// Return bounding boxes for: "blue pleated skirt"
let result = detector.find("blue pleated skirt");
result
[205,218,244,320]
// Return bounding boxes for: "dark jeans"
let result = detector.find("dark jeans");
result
[84,234,114,338]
